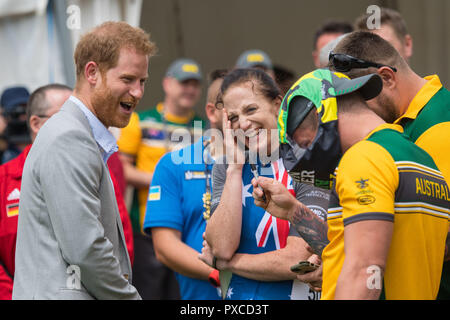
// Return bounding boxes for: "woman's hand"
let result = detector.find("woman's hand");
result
[223,108,245,171]
[199,233,227,270]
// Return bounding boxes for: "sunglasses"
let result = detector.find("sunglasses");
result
[329,51,397,73]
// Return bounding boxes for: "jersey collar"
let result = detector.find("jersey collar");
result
[364,123,404,141]
[157,102,194,124]
[394,75,442,124]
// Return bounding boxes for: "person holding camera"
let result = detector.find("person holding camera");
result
[0,86,31,164]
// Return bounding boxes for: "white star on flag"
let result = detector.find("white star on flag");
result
[242,182,252,207]
[226,287,234,299]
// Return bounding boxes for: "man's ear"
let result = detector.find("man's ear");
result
[162,77,168,90]
[312,50,320,68]
[84,61,100,86]
[28,115,41,138]
[377,67,397,90]
[272,95,283,115]
[205,102,220,125]
[403,34,413,61]
[162,77,173,95]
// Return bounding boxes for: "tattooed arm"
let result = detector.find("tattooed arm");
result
[252,176,329,256]
[290,202,329,256]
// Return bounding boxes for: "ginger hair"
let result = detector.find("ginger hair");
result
[74,21,156,82]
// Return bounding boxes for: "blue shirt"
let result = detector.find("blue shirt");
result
[143,137,221,300]
[69,96,118,163]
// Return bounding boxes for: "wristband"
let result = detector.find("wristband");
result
[208,269,220,288]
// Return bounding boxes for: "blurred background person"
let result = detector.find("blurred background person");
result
[354,7,413,63]
[273,64,297,96]
[0,87,31,164]
[318,33,349,68]
[0,84,71,300]
[118,58,204,299]
[143,69,228,300]
[0,108,7,160]
[312,20,353,68]
[318,7,412,66]
[235,49,275,80]
[235,49,296,96]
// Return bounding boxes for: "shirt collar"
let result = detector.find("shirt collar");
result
[69,95,118,163]
[364,123,404,141]
[157,102,194,124]
[394,75,442,124]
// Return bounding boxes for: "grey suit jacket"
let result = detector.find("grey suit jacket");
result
[13,99,141,300]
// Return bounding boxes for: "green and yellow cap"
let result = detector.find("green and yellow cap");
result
[278,68,382,144]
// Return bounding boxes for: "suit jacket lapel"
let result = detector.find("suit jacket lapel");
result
[60,99,95,139]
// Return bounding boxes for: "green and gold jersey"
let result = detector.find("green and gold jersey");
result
[394,75,450,299]
[395,75,450,186]
[321,124,450,300]
[118,103,205,230]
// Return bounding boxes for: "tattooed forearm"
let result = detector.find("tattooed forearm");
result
[291,203,329,256]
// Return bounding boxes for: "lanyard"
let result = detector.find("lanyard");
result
[202,137,212,221]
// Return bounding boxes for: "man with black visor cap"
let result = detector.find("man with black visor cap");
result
[278,68,381,189]
[252,68,450,299]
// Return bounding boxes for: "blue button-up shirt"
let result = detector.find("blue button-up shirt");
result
[69,95,118,163]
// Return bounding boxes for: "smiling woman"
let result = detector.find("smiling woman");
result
[201,68,330,300]
[215,68,281,161]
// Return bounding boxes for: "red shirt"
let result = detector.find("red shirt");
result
[108,151,127,197]
[0,146,134,300]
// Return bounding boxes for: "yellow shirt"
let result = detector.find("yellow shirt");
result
[395,75,450,185]
[321,124,450,300]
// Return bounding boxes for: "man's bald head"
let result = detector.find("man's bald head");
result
[27,84,72,141]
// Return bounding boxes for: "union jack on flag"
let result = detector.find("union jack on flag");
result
[255,159,294,249]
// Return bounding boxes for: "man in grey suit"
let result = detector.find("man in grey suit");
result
[13,21,156,300]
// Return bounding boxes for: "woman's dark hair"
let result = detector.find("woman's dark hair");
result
[215,68,280,109]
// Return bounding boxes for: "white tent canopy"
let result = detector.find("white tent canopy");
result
[0,0,142,96]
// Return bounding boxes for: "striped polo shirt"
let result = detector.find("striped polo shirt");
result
[321,123,450,300]
[394,75,450,299]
